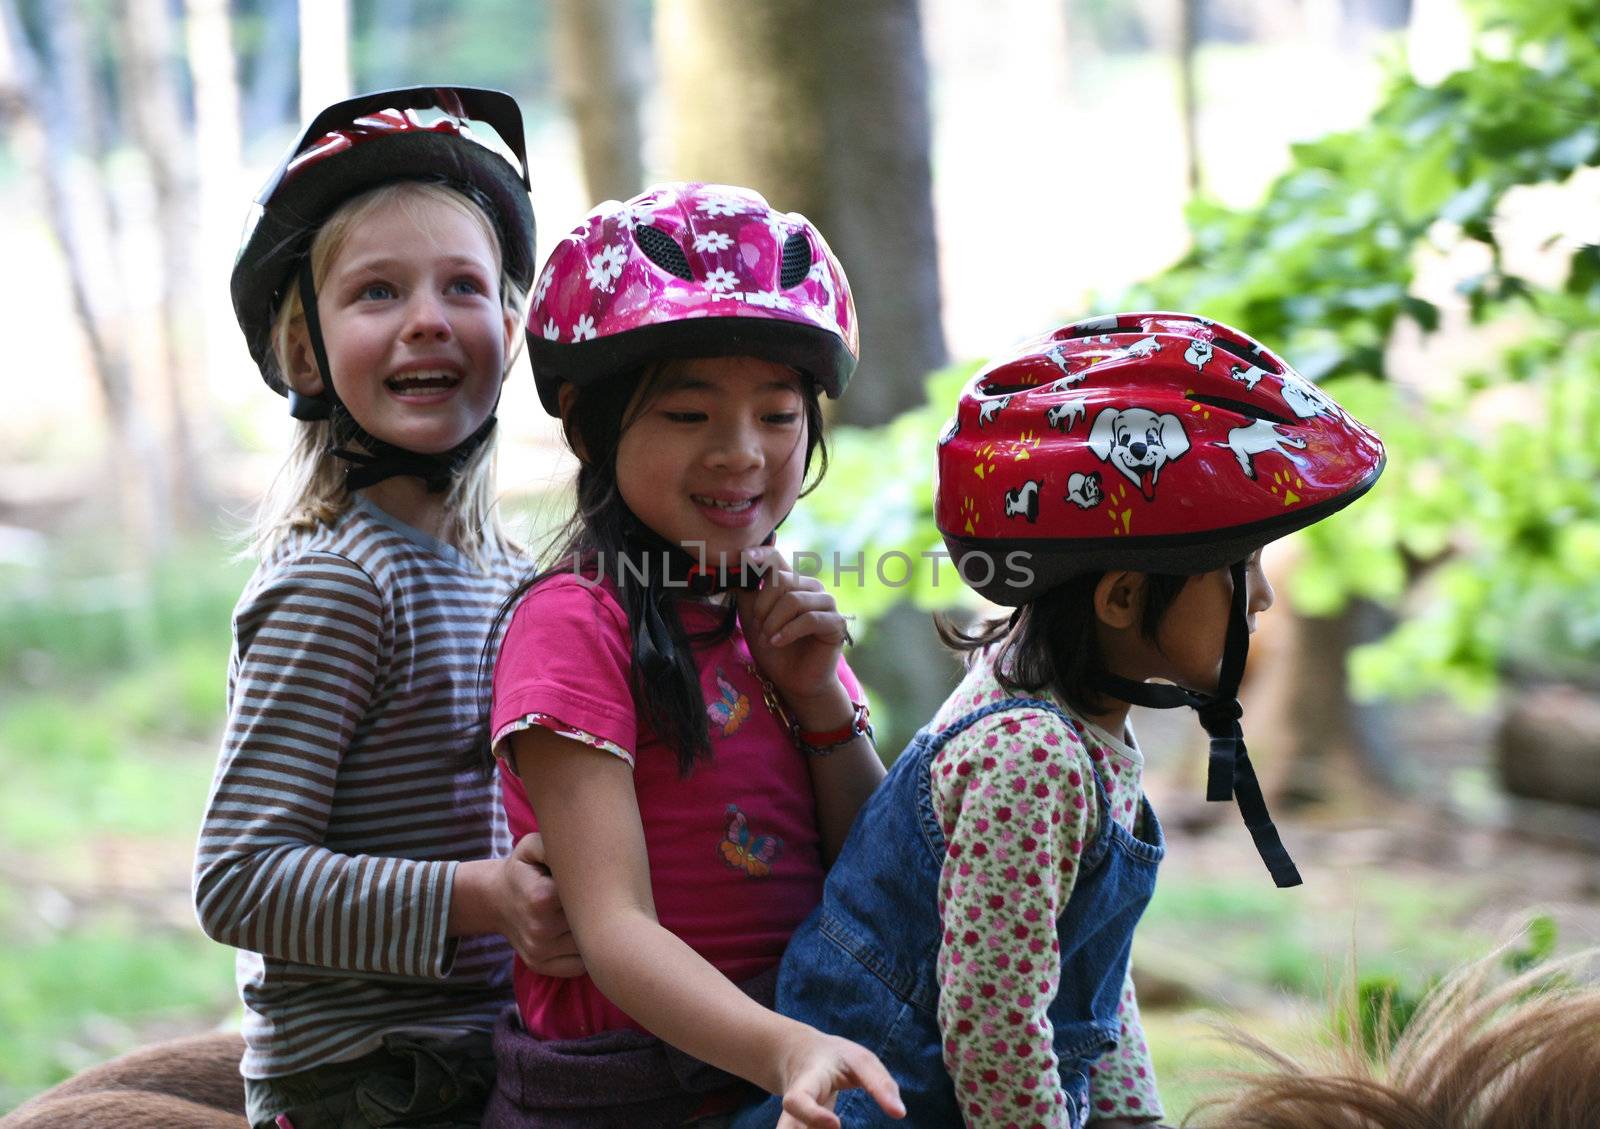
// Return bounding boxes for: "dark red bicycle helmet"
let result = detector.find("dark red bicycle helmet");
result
[936,311,1385,604]
[526,182,857,415]
[229,86,536,490]
[935,312,1387,889]
[232,85,535,403]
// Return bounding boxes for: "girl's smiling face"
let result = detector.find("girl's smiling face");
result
[615,356,810,565]
[288,189,516,455]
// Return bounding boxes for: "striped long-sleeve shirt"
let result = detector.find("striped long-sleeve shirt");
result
[194,497,525,1078]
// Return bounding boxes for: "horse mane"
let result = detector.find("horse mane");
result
[1187,943,1600,1129]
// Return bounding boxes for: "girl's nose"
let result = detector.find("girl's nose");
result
[403,293,452,341]
[1248,566,1275,616]
[705,418,763,471]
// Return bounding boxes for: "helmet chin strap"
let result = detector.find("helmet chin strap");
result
[1087,560,1302,888]
[294,264,496,493]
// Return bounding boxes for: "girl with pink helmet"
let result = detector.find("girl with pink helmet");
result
[741,313,1385,1129]
[484,182,902,1128]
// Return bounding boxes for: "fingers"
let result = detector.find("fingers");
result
[738,550,840,647]
[511,831,550,870]
[778,1091,840,1129]
[521,946,585,972]
[763,593,848,649]
[847,1051,905,1120]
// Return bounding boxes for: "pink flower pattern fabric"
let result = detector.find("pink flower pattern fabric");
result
[928,657,1163,1127]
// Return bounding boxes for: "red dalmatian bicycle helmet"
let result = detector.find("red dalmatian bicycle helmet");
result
[936,312,1386,889]
[936,311,1385,604]
[526,182,857,415]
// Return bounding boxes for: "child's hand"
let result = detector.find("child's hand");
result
[775,1029,904,1128]
[485,833,584,977]
[735,547,851,713]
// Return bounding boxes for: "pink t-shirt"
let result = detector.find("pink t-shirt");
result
[491,573,860,1039]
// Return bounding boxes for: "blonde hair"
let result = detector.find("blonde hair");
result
[248,180,528,564]
[1187,943,1600,1129]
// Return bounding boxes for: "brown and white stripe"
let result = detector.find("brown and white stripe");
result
[194,499,525,1078]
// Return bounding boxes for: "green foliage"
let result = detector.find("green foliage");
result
[798,0,1600,700]
[788,363,982,628]
[0,918,235,1111]
[1338,913,1561,1060]
[1120,0,1600,696]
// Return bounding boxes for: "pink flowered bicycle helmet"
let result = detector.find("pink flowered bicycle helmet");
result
[935,312,1386,889]
[526,182,858,415]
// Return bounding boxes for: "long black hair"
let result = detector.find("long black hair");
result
[487,361,829,776]
[936,570,1190,718]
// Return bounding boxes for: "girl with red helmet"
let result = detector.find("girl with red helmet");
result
[484,183,903,1128]
[742,313,1385,1129]
[194,88,581,1129]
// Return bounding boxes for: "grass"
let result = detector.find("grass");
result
[0,537,245,1111]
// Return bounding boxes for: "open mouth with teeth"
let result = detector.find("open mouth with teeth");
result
[692,494,758,512]
[385,370,462,394]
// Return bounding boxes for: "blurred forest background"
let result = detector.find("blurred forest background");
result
[3,0,1600,1117]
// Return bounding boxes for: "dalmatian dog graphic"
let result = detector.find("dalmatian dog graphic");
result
[1045,399,1087,432]
[939,415,961,447]
[1087,407,1190,500]
[1045,344,1090,387]
[1004,479,1041,522]
[1279,370,1340,420]
[977,395,1012,428]
[1066,471,1102,510]
[1184,338,1214,371]
[1228,363,1273,391]
[1219,419,1307,478]
[1119,336,1161,361]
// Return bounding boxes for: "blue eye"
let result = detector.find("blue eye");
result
[360,282,395,301]
[449,277,486,296]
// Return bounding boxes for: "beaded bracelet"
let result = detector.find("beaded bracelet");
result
[794,701,874,757]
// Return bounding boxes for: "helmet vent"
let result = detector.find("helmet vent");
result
[636,225,693,280]
[779,232,812,289]
[1188,393,1295,426]
[1212,335,1281,372]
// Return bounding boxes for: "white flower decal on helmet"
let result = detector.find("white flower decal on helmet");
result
[585,244,627,292]
[693,230,733,253]
[704,267,739,293]
[572,314,596,342]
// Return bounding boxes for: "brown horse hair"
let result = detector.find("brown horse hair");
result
[1185,943,1600,1129]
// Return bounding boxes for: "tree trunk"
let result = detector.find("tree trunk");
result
[298,0,350,122]
[184,0,246,496]
[119,0,211,526]
[0,0,169,557]
[367,0,418,88]
[1176,0,1201,198]
[657,0,947,427]
[1272,600,1403,808]
[551,0,644,204]
[244,0,297,138]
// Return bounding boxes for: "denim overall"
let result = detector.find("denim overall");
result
[733,698,1164,1129]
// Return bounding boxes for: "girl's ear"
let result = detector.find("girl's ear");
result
[281,322,325,398]
[557,382,590,464]
[501,306,519,361]
[1093,570,1146,630]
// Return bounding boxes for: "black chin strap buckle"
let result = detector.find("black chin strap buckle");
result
[288,388,332,420]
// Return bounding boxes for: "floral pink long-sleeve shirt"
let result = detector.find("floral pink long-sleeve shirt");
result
[929,656,1163,1127]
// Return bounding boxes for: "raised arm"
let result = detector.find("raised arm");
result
[509,726,902,1129]
[736,548,884,864]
